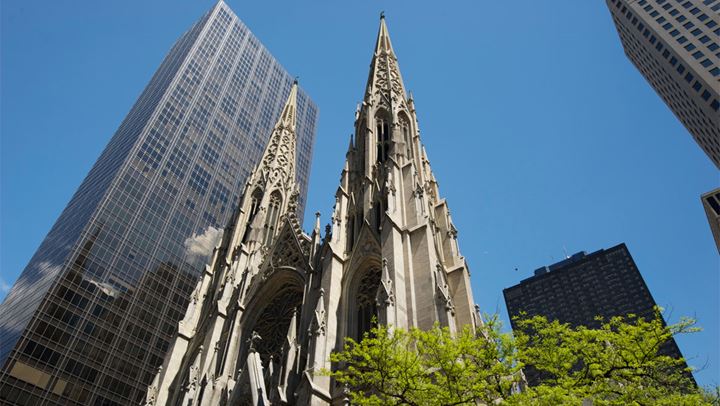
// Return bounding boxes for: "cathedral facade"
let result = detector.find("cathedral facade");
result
[146,16,481,406]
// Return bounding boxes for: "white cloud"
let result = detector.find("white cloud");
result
[0,278,10,294]
[184,226,223,263]
[88,280,119,298]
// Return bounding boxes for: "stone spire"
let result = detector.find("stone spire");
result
[226,81,300,251]
[364,14,409,115]
[374,13,394,55]
[258,80,298,189]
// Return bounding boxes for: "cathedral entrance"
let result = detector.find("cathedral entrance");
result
[252,286,302,363]
[245,282,303,365]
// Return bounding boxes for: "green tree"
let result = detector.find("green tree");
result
[326,310,716,405]
[326,316,519,405]
[510,310,704,405]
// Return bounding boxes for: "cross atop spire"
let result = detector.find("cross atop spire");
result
[374,12,395,56]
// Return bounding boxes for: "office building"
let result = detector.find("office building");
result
[701,188,720,253]
[504,243,692,385]
[0,2,317,405]
[606,0,720,168]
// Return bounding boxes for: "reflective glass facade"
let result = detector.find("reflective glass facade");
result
[0,2,317,405]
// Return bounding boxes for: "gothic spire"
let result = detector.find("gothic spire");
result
[257,80,298,188]
[365,15,408,112]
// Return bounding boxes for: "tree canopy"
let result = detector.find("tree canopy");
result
[325,310,716,405]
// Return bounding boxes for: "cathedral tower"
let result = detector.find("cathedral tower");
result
[147,16,480,406]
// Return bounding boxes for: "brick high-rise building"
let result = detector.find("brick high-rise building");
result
[503,243,693,385]
[0,2,317,405]
[605,0,720,168]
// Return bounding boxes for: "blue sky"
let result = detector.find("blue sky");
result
[2,0,718,387]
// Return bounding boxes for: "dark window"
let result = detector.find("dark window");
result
[375,115,390,164]
[262,191,282,246]
[701,90,711,101]
[700,59,713,67]
[710,67,720,77]
[692,81,702,92]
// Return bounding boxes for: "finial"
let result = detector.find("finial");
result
[380,11,385,20]
[293,76,299,85]
[247,331,262,352]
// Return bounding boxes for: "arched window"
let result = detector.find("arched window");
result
[263,191,282,246]
[240,284,303,370]
[242,188,263,243]
[355,267,381,339]
[376,114,390,163]
[399,114,413,158]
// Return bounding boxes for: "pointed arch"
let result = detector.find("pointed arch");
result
[375,110,391,164]
[263,190,283,246]
[242,187,264,243]
[398,111,413,159]
[236,267,305,378]
[355,266,382,338]
[341,251,383,341]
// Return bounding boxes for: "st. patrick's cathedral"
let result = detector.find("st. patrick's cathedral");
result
[145,15,482,406]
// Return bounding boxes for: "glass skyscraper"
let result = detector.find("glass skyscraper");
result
[0,2,317,405]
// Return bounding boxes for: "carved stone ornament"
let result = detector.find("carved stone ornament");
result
[376,258,395,307]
